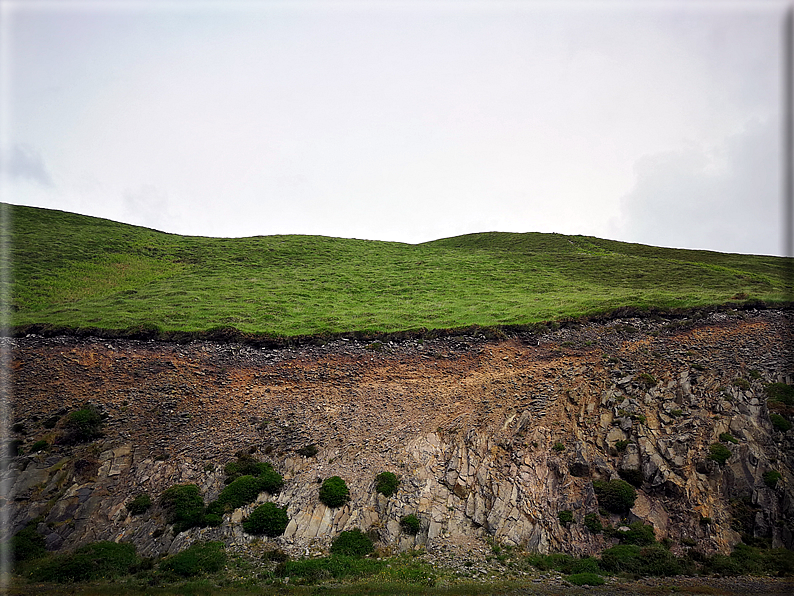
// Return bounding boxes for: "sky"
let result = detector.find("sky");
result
[0,0,790,255]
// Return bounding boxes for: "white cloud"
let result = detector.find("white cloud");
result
[610,118,781,255]
[1,144,53,187]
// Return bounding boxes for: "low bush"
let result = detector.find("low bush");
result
[11,521,46,563]
[400,514,421,535]
[600,544,685,577]
[29,440,48,453]
[276,555,385,583]
[617,522,656,546]
[525,552,577,574]
[297,444,319,458]
[319,476,349,508]
[126,493,152,515]
[733,378,751,391]
[60,405,103,444]
[330,529,374,557]
[558,510,574,526]
[584,513,603,533]
[224,453,282,485]
[765,383,794,407]
[160,484,206,533]
[206,475,266,515]
[703,543,794,576]
[552,442,565,452]
[770,413,792,432]
[615,439,631,452]
[763,470,782,489]
[568,572,605,586]
[375,471,399,497]
[637,372,657,388]
[719,432,739,444]
[159,541,226,577]
[618,468,644,488]
[592,479,636,514]
[243,502,289,537]
[30,541,138,582]
[708,443,731,465]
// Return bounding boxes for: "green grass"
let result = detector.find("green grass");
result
[4,203,793,337]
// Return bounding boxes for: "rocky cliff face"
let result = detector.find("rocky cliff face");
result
[4,308,794,560]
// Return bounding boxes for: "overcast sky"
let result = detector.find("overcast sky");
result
[0,0,789,255]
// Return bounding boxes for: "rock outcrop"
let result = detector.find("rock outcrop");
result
[3,308,794,559]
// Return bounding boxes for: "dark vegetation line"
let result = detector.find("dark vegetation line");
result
[6,300,791,348]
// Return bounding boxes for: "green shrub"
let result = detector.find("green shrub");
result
[375,471,399,497]
[618,522,656,546]
[60,405,103,444]
[160,484,206,533]
[763,470,782,489]
[31,541,138,582]
[708,442,732,465]
[670,409,683,417]
[276,555,385,582]
[330,529,374,557]
[319,476,349,508]
[400,514,421,535]
[206,475,270,515]
[224,453,280,483]
[297,444,319,458]
[637,372,657,388]
[243,502,289,537]
[159,541,226,577]
[770,413,792,432]
[615,439,631,452]
[592,479,636,514]
[568,572,605,586]
[703,544,794,577]
[765,383,794,406]
[618,468,644,488]
[558,510,574,526]
[29,440,48,453]
[126,493,152,515]
[719,432,739,444]
[600,544,683,576]
[584,513,602,534]
[552,442,565,452]
[11,521,46,563]
[524,552,577,574]
[733,378,751,391]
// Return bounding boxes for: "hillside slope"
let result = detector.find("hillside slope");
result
[5,309,794,565]
[3,203,792,336]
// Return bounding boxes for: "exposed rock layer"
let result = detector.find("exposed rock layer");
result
[4,309,794,558]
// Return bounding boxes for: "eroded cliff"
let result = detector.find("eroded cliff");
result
[4,308,794,561]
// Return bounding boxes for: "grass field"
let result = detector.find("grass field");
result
[2,203,792,337]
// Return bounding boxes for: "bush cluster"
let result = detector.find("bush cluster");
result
[719,432,739,444]
[400,514,421,535]
[160,484,206,533]
[592,479,636,514]
[11,520,47,563]
[584,513,602,534]
[763,470,782,489]
[375,472,399,497]
[319,476,350,508]
[60,405,103,444]
[29,541,138,582]
[160,541,226,577]
[243,502,289,537]
[330,529,374,557]
[708,443,731,466]
[126,493,152,515]
[297,444,319,458]
[770,413,792,432]
[557,510,574,526]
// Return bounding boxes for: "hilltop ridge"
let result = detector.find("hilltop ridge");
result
[3,203,792,338]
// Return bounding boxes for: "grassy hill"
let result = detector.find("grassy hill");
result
[2,203,792,338]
